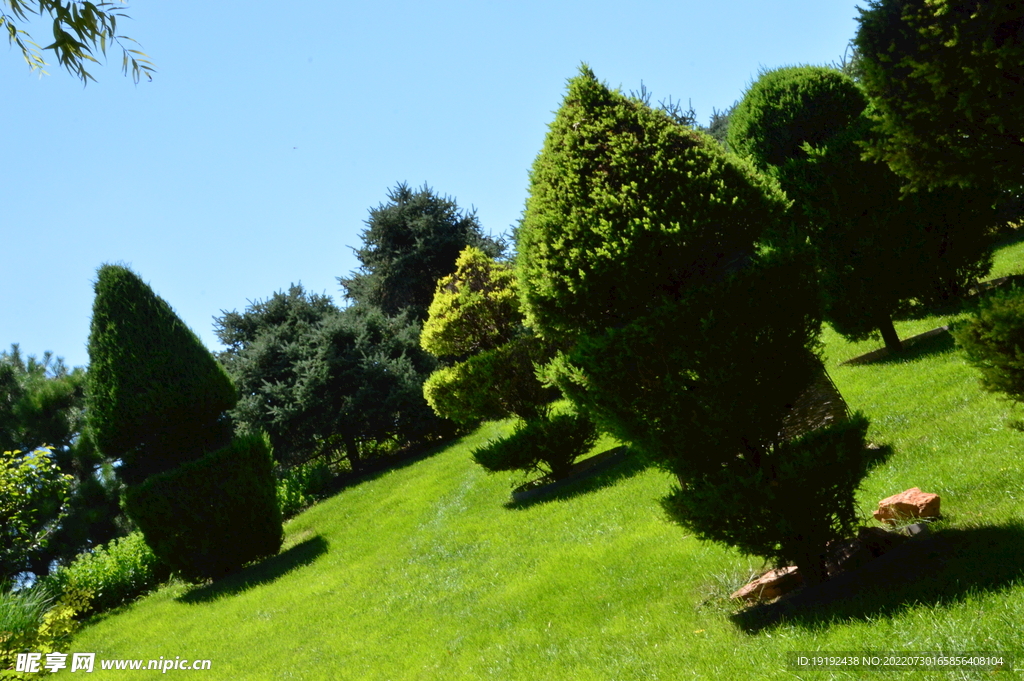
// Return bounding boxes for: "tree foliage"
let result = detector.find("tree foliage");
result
[421,246,556,426]
[339,183,505,321]
[854,0,1024,192]
[0,346,122,577]
[955,286,1024,425]
[1,0,153,83]
[517,66,884,583]
[1,447,72,581]
[729,65,998,351]
[216,286,449,470]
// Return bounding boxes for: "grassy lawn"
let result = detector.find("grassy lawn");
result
[58,240,1024,680]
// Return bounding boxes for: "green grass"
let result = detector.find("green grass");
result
[55,240,1024,680]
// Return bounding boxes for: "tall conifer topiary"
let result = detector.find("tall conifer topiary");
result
[87,264,281,580]
[518,66,887,584]
[87,265,237,485]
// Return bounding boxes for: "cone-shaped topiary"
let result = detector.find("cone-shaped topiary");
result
[87,264,237,484]
[86,264,281,581]
[517,65,790,345]
[518,66,885,585]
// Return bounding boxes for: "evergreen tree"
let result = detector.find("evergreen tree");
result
[518,66,887,584]
[338,183,504,321]
[729,65,998,352]
[855,0,1024,193]
[216,286,448,471]
[87,265,281,581]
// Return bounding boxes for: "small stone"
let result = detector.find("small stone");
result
[900,522,931,538]
[873,487,941,524]
[730,565,803,602]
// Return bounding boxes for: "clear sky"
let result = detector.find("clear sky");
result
[2,0,862,370]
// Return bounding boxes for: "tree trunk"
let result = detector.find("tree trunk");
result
[878,315,902,354]
[794,547,829,588]
[344,433,362,473]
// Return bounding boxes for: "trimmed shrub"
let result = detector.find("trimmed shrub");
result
[662,414,887,574]
[422,335,556,426]
[728,66,866,170]
[472,410,598,480]
[956,287,1024,414]
[87,265,237,484]
[124,431,282,583]
[729,65,998,352]
[517,66,789,344]
[41,532,169,615]
[517,66,883,584]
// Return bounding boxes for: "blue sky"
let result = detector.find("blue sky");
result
[2,0,861,370]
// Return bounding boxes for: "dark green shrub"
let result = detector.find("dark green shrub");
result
[124,431,283,583]
[42,532,169,615]
[662,414,887,575]
[87,265,237,484]
[956,287,1024,412]
[472,410,598,480]
[728,66,865,169]
[729,65,998,352]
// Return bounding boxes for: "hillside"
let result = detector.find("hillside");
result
[56,239,1024,680]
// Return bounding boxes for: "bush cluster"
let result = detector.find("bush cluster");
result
[41,532,169,616]
[276,459,335,519]
[1,586,91,679]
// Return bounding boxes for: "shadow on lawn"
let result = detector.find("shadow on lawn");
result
[853,326,958,367]
[177,535,329,605]
[503,447,653,510]
[320,437,455,497]
[731,521,1024,634]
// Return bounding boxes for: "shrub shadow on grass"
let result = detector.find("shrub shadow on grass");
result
[176,535,329,605]
[731,521,1024,634]
[503,447,653,510]
[316,437,456,499]
[843,327,957,367]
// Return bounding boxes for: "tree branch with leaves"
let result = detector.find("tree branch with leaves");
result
[1,0,153,83]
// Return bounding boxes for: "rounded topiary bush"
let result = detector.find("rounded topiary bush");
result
[727,65,867,169]
[124,431,283,583]
[87,264,237,484]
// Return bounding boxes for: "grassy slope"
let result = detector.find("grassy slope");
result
[61,241,1024,680]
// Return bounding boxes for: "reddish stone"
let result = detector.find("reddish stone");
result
[730,565,803,602]
[873,487,940,524]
